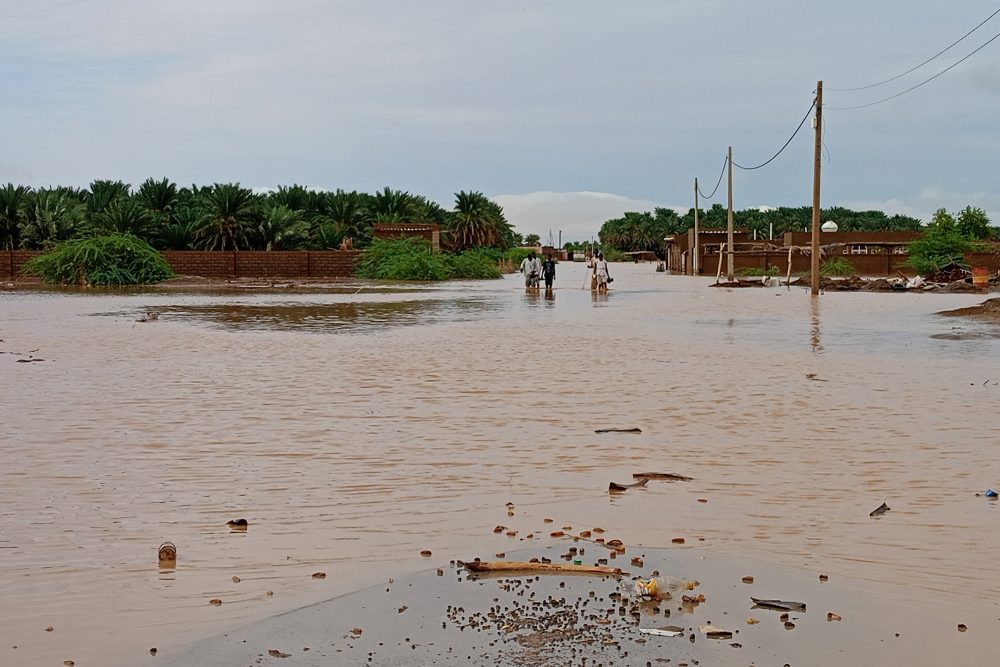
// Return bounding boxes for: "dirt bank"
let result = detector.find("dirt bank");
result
[939,297,1000,323]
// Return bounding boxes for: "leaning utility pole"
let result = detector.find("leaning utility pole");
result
[726,146,734,282]
[693,178,700,275]
[811,81,823,296]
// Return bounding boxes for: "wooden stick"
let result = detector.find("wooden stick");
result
[715,243,725,284]
[462,561,621,576]
[785,247,793,289]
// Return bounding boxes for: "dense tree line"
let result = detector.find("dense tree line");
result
[0,181,518,252]
[598,205,929,257]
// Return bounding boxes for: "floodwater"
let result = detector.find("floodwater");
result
[2,263,999,666]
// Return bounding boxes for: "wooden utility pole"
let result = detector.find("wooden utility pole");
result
[693,178,700,276]
[811,81,823,296]
[726,146,734,282]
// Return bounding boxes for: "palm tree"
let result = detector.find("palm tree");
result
[90,198,157,239]
[448,191,504,251]
[85,180,131,217]
[0,184,31,250]
[20,188,86,248]
[258,203,310,250]
[136,178,178,225]
[194,183,259,250]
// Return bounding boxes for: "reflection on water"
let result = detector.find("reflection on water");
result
[149,297,500,333]
[1,264,999,666]
[810,297,824,354]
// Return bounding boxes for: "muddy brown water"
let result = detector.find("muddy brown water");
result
[2,264,999,666]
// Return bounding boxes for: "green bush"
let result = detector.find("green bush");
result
[820,257,856,276]
[24,233,174,285]
[355,238,450,280]
[601,247,629,262]
[905,208,988,275]
[446,249,502,279]
[355,238,503,281]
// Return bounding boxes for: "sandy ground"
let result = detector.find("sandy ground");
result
[154,544,995,667]
[939,297,1000,324]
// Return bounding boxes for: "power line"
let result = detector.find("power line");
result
[696,154,728,200]
[828,29,1000,110]
[733,99,816,170]
[828,7,1000,92]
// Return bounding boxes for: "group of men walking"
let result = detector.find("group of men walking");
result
[518,251,611,292]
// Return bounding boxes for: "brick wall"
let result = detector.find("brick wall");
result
[2,250,361,280]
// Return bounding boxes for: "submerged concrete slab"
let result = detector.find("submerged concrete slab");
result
[153,544,995,666]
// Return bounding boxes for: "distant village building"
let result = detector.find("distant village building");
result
[664,229,923,276]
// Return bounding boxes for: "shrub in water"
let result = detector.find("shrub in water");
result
[355,238,450,281]
[24,233,174,285]
[446,249,502,279]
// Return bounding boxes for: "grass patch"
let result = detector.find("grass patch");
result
[820,257,857,276]
[24,233,174,285]
[736,266,782,277]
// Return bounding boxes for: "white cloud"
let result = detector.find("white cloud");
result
[494,191,686,242]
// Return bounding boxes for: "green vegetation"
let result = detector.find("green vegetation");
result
[0,181,517,253]
[905,207,992,275]
[735,266,782,277]
[24,234,174,285]
[820,257,857,277]
[355,238,502,281]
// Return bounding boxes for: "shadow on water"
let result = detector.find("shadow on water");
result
[135,297,501,333]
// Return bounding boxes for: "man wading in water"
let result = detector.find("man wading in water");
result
[594,252,611,292]
[519,252,542,291]
[542,253,556,293]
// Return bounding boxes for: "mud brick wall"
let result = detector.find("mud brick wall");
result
[1,250,40,280]
[2,250,361,280]
[162,251,361,278]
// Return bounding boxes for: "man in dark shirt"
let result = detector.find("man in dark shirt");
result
[542,254,556,291]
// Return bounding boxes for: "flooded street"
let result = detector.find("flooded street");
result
[2,262,999,666]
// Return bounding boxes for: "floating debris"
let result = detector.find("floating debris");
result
[312,572,326,579]
[609,478,649,492]
[632,472,693,481]
[420,550,433,557]
[461,560,621,576]
[741,576,754,584]
[639,627,683,637]
[751,597,806,612]
[226,518,248,530]
[209,598,222,606]
[157,542,176,566]
[827,612,843,622]
[699,624,733,639]
[869,502,890,517]
[595,428,642,434]
[267,648,291,658]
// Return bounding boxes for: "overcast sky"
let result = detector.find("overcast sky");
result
[3,1,1000,240]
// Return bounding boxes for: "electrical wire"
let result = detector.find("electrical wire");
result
[828,29,1000,110]
[828,7,1000,92]
[696,154,728,200]
[733,99,817,170]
